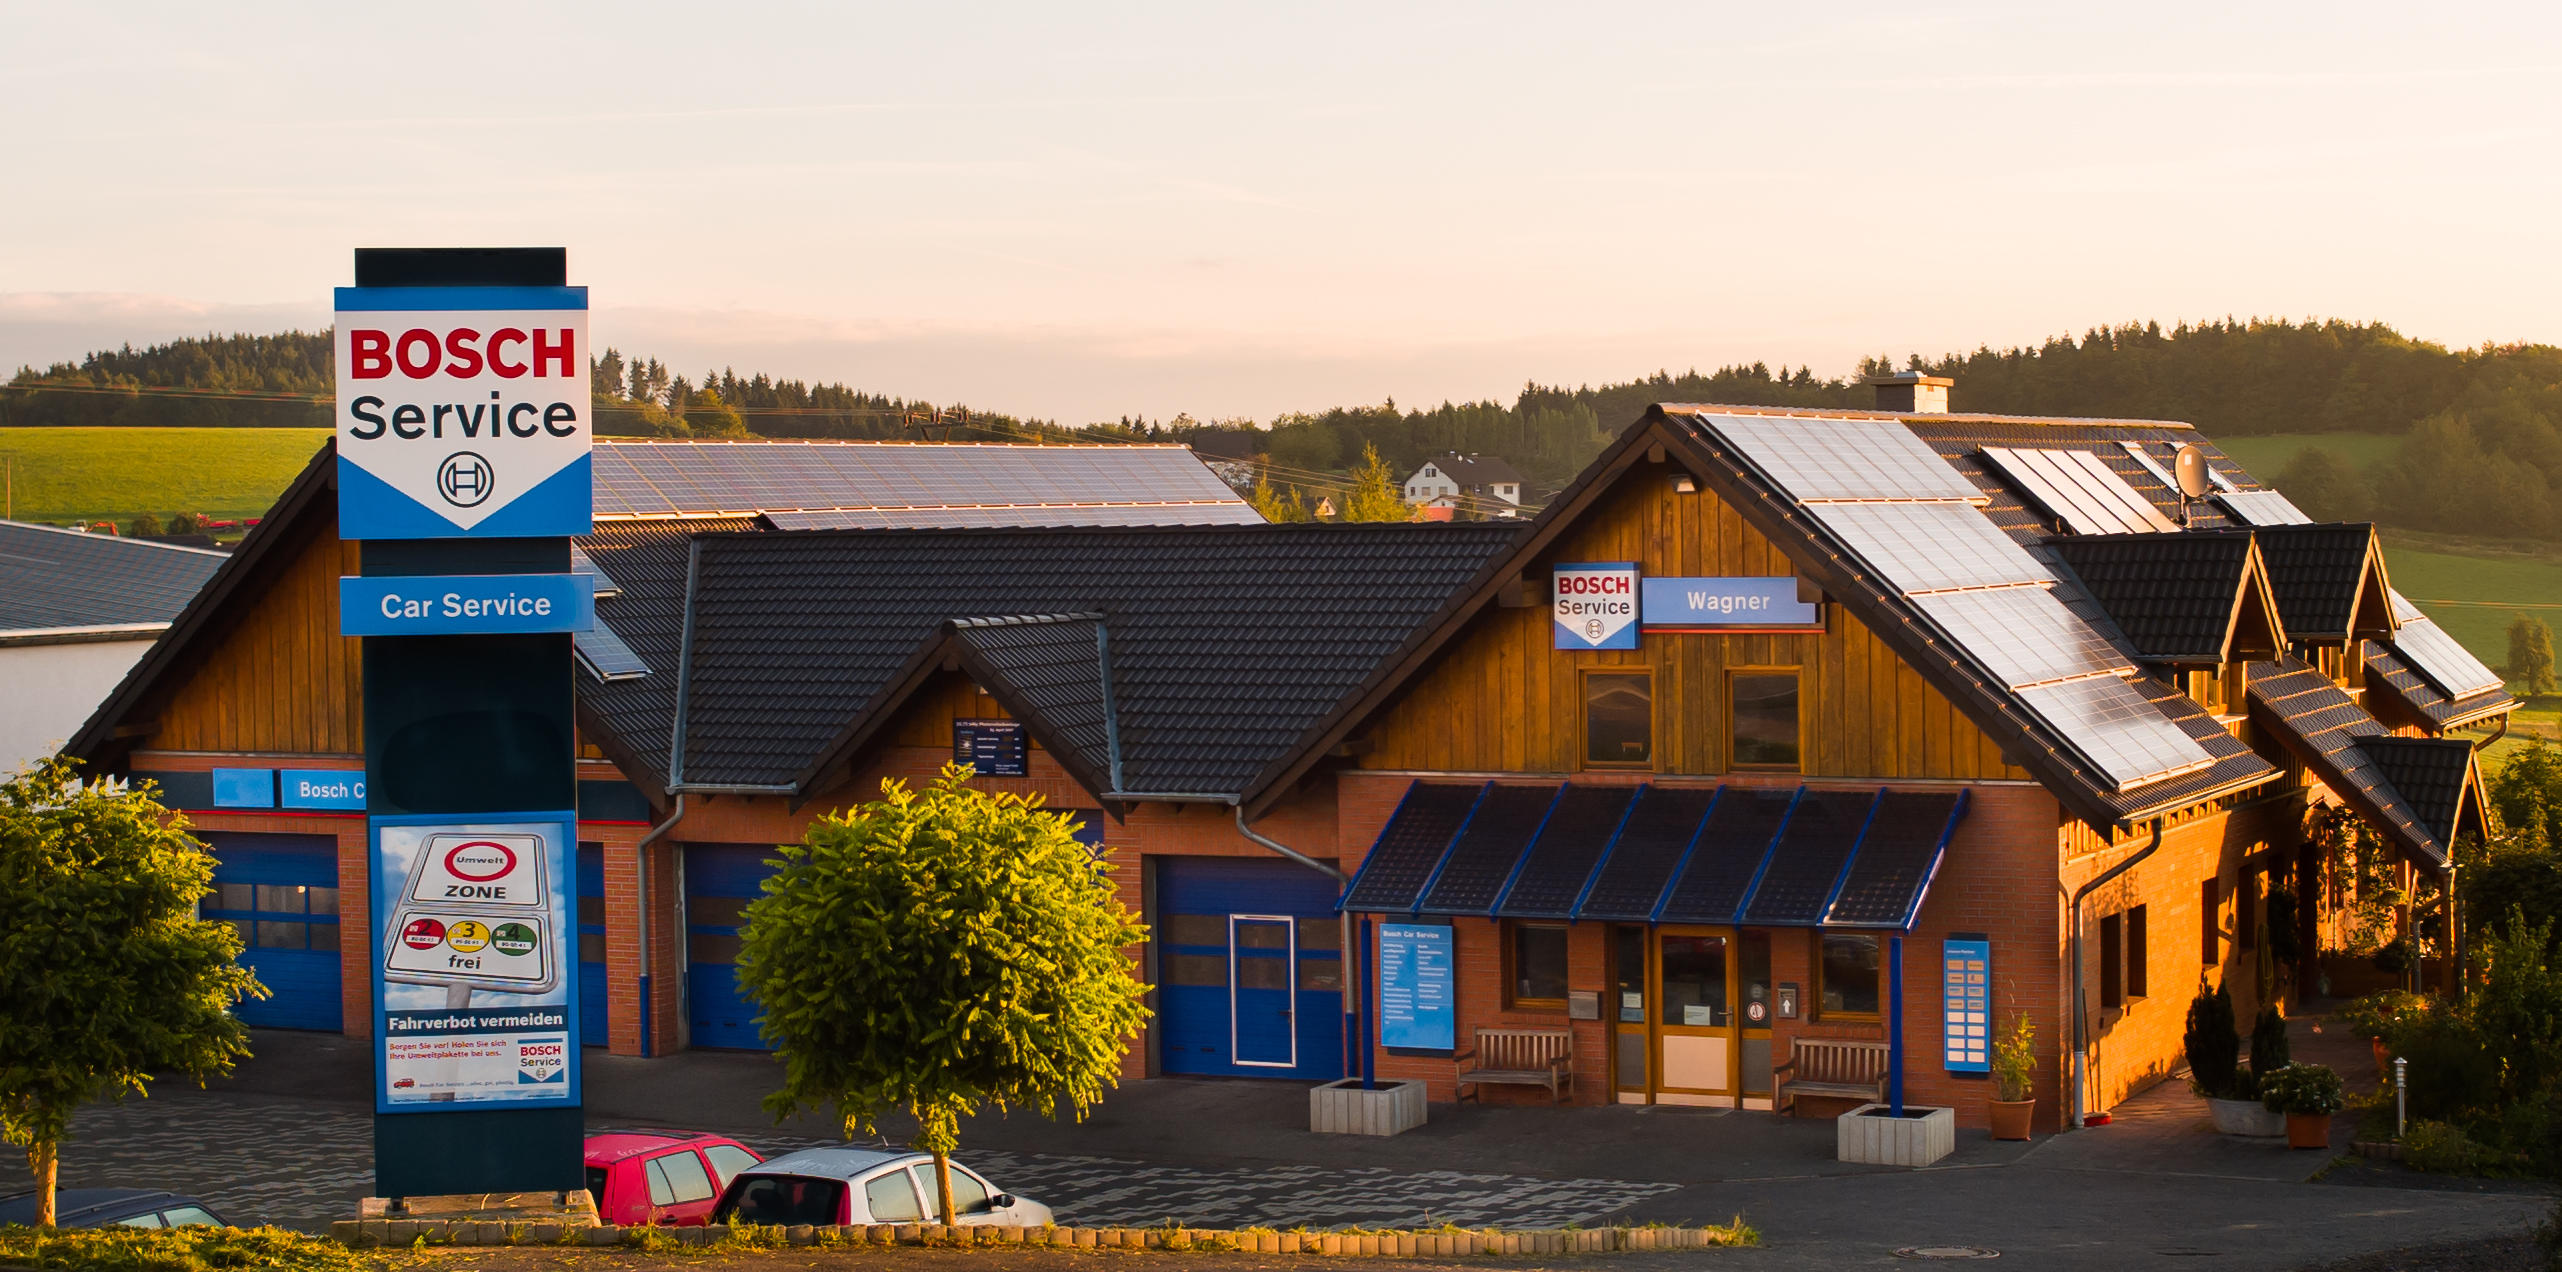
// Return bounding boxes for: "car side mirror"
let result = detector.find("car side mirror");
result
[991,1194,1014,1209]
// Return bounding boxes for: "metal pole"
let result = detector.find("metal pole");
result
[2395,1056,2407,1140]
[1358,915,1376,1091]
[1888,935,1906,1117]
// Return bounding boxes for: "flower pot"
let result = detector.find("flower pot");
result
[1988,1098,2035,1141]
[2207,1097,2285,1137]
[2286,1111,2332,1150]
[2371,1037,2391,1081]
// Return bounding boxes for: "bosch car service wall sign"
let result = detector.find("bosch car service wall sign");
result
[1552,562,1639,651]
[333,286,593,540]
[371,813,579,1113]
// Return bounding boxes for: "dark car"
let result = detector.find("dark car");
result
[0,1188,226,1228]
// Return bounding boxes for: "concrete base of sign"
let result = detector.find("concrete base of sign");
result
[1310,1078,1429,1136]
[361,1190,601,1227]
[1837,1103,1956,1167]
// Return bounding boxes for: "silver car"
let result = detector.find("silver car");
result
[710,1147,1054,1227]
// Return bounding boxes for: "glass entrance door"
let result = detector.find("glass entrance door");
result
[1655,930,1736,1105]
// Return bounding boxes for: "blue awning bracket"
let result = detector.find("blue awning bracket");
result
[1486,783,1573,916]
[1724,785,1806,925]
[1813,788,1889,926]
[1645,785,1728,925]
[1333,779,1426,914]
[1565,783,1648,923]
[1895,788,1970,932]
[1409,781,1493,919]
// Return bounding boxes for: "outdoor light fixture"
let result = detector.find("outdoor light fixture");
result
[1672,473,1697,493]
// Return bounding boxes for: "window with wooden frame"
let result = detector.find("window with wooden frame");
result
[1729,670,1802,771]
[1505,921,1570,1010]
[2099,912,2124,1010]
[1816,932,1881,1019]
[2201,878,2222,966]
[1581,670,1654,768]
[2127,904,2149,1000]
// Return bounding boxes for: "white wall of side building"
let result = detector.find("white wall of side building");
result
[0,639,156,775]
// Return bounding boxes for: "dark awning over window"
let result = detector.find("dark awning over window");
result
[1339,781,1968,931]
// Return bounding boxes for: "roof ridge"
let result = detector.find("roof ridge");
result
[1658,402,2201,430]
[0,518,231,557]
[949,612,1106,629]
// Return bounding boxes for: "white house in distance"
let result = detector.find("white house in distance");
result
[0,521,224,775]
[1402,452,1525,517]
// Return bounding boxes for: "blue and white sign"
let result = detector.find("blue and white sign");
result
[280,769,366,811]
[1553,562,1639,650]
[372,812,580,1113]
[1378,922,1456,1051]
[1641,577,1822,630]
[334,286,593,540]
[211,767,276,808]
[338,573,594,637]
[1943,935,1992,1074]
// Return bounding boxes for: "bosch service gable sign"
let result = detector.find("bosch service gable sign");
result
[334,286,593,540]
[1553,562,1639,650]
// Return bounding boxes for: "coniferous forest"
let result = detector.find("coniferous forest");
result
[6,318,2559,540]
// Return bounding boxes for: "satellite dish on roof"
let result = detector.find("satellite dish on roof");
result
[2173,445,2214,500]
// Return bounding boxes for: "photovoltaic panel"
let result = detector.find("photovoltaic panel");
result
[1418,784,1563,914]
[1693,414,1984,503]
[590,441,1251,519]
[1809,502,2053,594]
[1340,783,1483,912]
[2217,489,2312,526]
[2389,614,2505,700]
[1495,785,1636,918]
[1653,786,1797,924]
[2117,441,2181,491]
[2017,675,2216,791]
[569,545,621,598]
[574,617,650,681]
[1735,788,1878,927]
[1824,791,1962,927]
[764,503,1263,530]
[1980,447,2177,535]
[1913,586,2136,688]
[1574,785,1719,921]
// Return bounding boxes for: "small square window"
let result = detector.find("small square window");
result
[1508,923,1569,1008]
[1818,933,1880,1017]
[1583,672,1653,767]
[1731,672,1802,770]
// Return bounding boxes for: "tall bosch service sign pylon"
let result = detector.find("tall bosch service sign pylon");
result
[334,248,589,1200]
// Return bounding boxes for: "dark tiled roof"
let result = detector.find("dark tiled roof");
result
[2361,640,2517,732]
[2250,523,2379,641]
[1899,417,2253,542]
[591,439,1252,520]
[2044,532,2259,663]
[679,523,1523,794]
[2361,736,2481,847]
[1414,453,1525,489]
[948,614,1117,791]
[575,517,758,788]
[0,521,225,634]
[2106,675,2281,820]
[2247,658,2454,867]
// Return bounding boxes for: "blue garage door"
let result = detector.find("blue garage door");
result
[578,843,608,1048]
[202,833,343,1033]
[1157,857,1343,1081]
[685,844,775,1051]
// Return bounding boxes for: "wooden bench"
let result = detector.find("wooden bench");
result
[1775,1038,1890,1114]
[1455,1028,1575,1103]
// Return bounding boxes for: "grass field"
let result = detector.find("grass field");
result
[0,427,327,528]
[2211,431,2401,478]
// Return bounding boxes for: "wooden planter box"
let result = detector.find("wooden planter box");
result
[1838,1104,1955,1167]
[1311,1079,1428,1136]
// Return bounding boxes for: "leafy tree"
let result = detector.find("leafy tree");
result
[737,766,1149,1225]
[125,512,163,537]
[2276,447,2371,521]
[0,761,263,1226]
[167,512,201,535]
[1339,443,1414,523]
[2510,615,2557,697]
[1247,471,1311,523]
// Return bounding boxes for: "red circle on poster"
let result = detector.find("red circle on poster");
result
[443,840,516,882]
[401,917,446,950]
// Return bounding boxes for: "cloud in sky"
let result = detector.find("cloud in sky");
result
[4,3,2556,422]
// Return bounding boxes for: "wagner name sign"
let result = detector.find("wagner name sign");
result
[1640,577,1822,631]
[333,286,593,540]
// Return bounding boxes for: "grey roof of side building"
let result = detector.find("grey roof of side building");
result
[0,520,226,637]
[672,523,1524,795]
[1410,453,1525,489]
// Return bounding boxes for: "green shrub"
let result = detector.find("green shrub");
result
[0,1225,361,1272]
[2339,989,2424,1041]
[2403,1119,2524,1175]
[2249,1005,2291,1083]
[2185,980,2243,1098]
[2260,1063,2345,1116]
[1991,1014,2035,1103]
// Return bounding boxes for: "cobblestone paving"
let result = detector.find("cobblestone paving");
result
[14,1092,1676,1234]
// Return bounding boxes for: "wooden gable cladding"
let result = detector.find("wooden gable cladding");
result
[1358,464,2027,782]
[155,529,363,755]
[890,674,1017,748]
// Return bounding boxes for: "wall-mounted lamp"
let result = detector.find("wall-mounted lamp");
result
[1671,473,1698,494]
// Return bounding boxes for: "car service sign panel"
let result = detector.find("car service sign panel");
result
[334,286,593,540]
[371,813,579,1112]
[1553,562,1639,650]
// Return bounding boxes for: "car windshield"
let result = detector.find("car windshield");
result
[717,1174,846,1226]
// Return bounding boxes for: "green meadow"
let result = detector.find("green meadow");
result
[0,427,328,528]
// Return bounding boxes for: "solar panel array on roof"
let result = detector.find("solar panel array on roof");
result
[1980,447,2179,535]
[2388,609,2505,700]
[1339,783,1483,913]
[1912,587,2136,688]
[1497,785,1637,918]
[1807,502,2052,594]
[574,619,650,681]
[1418,785,1562,914]
[2217,490,2313,526]
[569,545,621,598]
[764,502,1262,530]
[1698,414,1986,503]
[590,440,1251,520]
[1652,787,1794,924]
[2018,676,2217,789]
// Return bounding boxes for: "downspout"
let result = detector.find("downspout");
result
[632,793,686,1058]
[2070,816,2164,1129]
[2472,716,2509,754]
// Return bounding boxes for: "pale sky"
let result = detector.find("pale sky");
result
[5,2,2557,424]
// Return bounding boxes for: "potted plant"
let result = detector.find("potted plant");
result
[2338,990,2422,1080]
[2259,1063,2345,1150]
[2185,981,2279,1135]
[1988,1014,2035,1140]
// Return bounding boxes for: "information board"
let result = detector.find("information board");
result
[953,719,1029,777]
[1943,935,1992,1074]
[1378,922,1455,1051]
[371,813,579,1112]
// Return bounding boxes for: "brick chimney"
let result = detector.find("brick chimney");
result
[1865,372,1952,414]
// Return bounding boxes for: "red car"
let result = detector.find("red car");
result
[583,1130,765,1226]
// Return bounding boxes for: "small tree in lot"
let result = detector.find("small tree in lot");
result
[738,765,1150,1225]
[0,760,263,1226]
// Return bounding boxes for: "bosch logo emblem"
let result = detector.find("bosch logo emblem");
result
[444,841,517,882]
[436,451,494,507]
